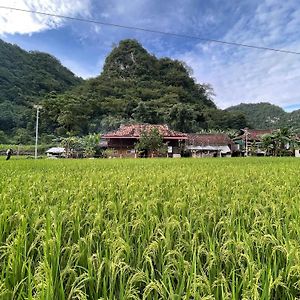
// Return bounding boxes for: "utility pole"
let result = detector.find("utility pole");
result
[245,127,248,157]
[34,105,42,159]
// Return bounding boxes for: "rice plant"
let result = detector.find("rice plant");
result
[0,157,300,299]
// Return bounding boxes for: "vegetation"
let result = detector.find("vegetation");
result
[0,38,247,143]
[0,143,53,155]
[261,128,299,156]
[50,39,246,134]
[1,158,300,299]
[0,39,82,141]
[5,37,300,141]
[60,134,101,158]
[135,128,165,157]
[226,102,300,131]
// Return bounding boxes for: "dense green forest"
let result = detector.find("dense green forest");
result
[227,102,300,131]
[0,39,82,143]
[4,38,287,144]
[41,39,247,137]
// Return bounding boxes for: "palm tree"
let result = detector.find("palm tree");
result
[262,128,299,156]
[262,133,275,156]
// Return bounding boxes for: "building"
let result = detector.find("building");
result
[46,147,65,158]
[186,133,233,157]
[102,124,187,158]
[233,128,273,156]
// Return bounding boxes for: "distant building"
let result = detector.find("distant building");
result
[233,128,273,156]
[46,147,65,158]
[186,133,233,157]
[102,124,187,158]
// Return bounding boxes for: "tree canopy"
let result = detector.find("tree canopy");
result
[135,128,165,157]
[261,128,299,156]
[226,102,300,132]
[0,38,249,143]
[41,39,247,136]
[0,39,82,141]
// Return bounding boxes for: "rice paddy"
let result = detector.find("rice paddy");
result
[1,157,300,299]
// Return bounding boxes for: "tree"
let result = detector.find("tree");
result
[205,109,247,130]
[0,38,252,139]
[135,128,164,157]
[13,128,33,144]
[262,133,275,156]
[0,130,8,144]
[60,136,82,158]
[0,39,82,138]
[273,128,298,156]
[262,128,298,156]
[226,102,286,129]
[81,133,100,158]
[168,104,197,132]
[99,116,126,132]
[133,102,160,124]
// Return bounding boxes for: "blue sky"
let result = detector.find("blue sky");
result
[1,0,300,111]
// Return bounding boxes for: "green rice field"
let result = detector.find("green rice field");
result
[1,157,300,299]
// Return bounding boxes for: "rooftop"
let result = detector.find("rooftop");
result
[103,124,187,139]
[234,129,273,141]
[187,133,233,146]
[46,147,65,154]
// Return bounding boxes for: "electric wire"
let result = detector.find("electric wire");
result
[0,5,299,55]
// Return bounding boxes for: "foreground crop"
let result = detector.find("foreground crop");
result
[0,158,300,299]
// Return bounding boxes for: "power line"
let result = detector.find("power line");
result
[0,5,300,55]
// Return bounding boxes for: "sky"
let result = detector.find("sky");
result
[0,0,300,111]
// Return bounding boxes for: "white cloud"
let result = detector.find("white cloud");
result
[177,0,300,109]
[2,0,299,112]
[0,0,91,35]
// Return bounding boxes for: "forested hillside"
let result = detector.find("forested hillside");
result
[0,39,82,143]
[41,39,246,136]
[226,102,300,131]
[1,38,248,143]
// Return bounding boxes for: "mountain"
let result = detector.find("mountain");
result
[287,109,300,130]
[0,39,82,141]
[226,102,300,131]
[41,39,247,136]
[226,102,286,129]
[0,38,248,143]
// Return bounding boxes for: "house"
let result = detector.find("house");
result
[46,147,65,158]
[233,128,273,156]
[102,124,187,158]
[186,133,233,157]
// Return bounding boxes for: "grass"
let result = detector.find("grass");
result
[0,157,300,299]
[0,144,52,158]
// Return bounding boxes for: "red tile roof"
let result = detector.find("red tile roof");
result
[187,134,233,146]
[103,124,187,139]
[234,129,273,141]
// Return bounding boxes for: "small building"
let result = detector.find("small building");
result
[46,147,65,158]
[102,124,187,158]
[233,129,273,156]
[186,134,233,157]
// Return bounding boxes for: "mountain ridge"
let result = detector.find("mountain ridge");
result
[226,102,300,131]
[40,39,247,136]
[0,39,82,142]
[1,38,278,143]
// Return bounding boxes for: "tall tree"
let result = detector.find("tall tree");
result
[262,128,298,156]
[135,128,164,157]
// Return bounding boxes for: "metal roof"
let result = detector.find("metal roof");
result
[186,145,231,153]
[46,147,65,154]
